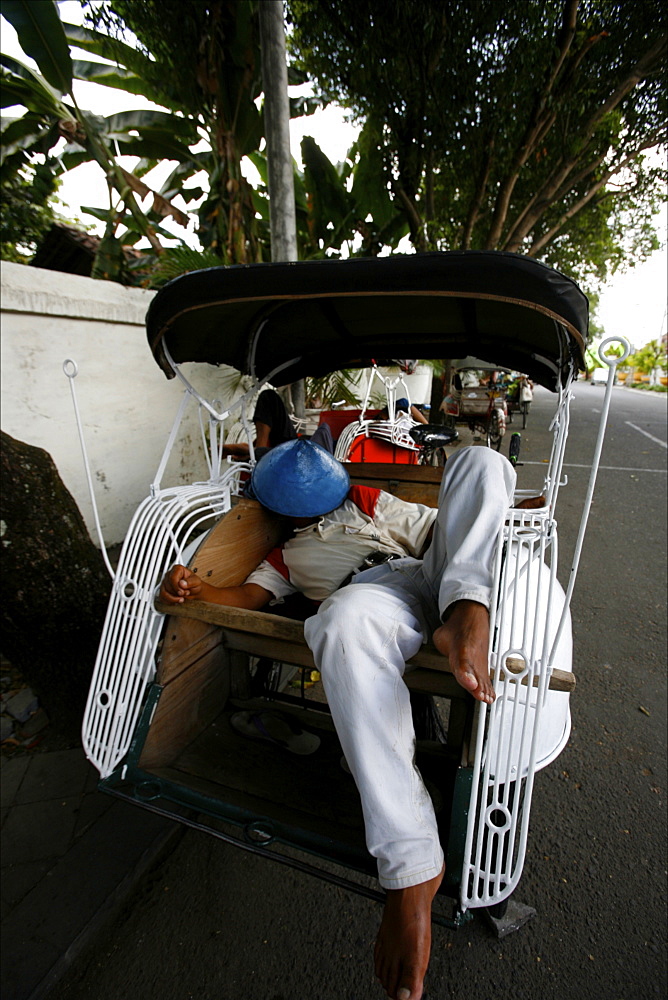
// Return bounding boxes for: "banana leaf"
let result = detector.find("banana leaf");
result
[0,113,55,163]
[105,133,197,164]
[105,110,199,142]
[2,0,72,94]
[301,135,354,246]
[1,55,72,116]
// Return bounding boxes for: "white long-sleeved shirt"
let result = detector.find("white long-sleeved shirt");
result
[246,485,437,603]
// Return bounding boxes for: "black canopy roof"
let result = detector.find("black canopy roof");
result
[146,251,589,391]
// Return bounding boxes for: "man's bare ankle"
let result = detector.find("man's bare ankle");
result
[443,598,488,623]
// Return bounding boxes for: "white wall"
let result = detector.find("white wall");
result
[1,262,240,546]
[1,264,438,547]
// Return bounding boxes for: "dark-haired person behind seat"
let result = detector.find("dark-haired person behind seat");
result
[223,388,333,460]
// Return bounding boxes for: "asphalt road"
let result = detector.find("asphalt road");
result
[50,382,667,1000]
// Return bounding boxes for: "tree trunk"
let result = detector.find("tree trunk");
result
[259,1,304,416]
[0,432,110,732]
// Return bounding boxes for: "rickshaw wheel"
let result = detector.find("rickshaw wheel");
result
[486,410,503,450]
[521,402,530,428]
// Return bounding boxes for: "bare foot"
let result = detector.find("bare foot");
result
[374,867,444,999]
[514,495,546,510]
[432,599,495,704]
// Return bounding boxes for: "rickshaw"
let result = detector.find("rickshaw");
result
[439,359,510,449]
[68,250,628,931]
[505,374,534,428]
[318,360,458,466]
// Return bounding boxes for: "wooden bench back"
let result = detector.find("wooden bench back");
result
[188,497,286,588]
[349,462,443,507]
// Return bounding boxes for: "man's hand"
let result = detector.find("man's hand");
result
[159,565,203,605]
[158,565,273,611]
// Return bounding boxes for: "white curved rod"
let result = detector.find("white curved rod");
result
[358,364,378,419]
[151,390,191,494]
[62,360,115,579]
[548,337,631,663]
[358,364,413,422]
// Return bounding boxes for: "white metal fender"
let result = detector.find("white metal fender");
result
[462,509,572,910]
[490,525,572,778]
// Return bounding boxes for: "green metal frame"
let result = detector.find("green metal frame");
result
[99,680,475,929]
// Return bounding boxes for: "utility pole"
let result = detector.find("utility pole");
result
[258,0,304,417]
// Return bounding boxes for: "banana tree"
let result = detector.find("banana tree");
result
[2,0,406,281]
[64,0,317,266]
[297,119,409,258]
[149,120,412,283]
[1,0,202,279]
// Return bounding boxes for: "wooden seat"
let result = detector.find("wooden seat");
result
[154,597,575,695]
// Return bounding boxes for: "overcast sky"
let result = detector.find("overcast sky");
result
[3,3,666,352]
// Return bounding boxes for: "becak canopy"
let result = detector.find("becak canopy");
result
[146,250,589,391]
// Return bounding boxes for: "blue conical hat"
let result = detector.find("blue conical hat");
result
[250,439,350,517]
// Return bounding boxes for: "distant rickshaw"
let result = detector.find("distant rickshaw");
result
[505,374,534,428]
[440,360,510,449]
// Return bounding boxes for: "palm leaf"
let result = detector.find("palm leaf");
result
[106,133,197,164]
[301,135,353,246]
[147,245,223,288]
[62,21,188,114]
[304,370,365,409]
[70,58,160,101]
[62,23,155,84]
[350,121,396,230]
[0,113,54,164]
[159,160,206,201]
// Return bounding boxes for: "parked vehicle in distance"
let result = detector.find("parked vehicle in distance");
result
[591,367,612,385]
[505,374,533,428]
[440,362,508,449]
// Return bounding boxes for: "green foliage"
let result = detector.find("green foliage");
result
[303,370,365,408]
[3,0,73,93]
[84,0,267,264]
[584,337,625,374]
[0,161,62,261]
[76,1,327,266]
[1,0,197,277]
[288,0,667,285]
[6,0,663,298]
[295,121,409,258]
[627,339,667,374]
[147,244,225,287]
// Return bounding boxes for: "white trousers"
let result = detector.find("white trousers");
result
[303,446,516,889]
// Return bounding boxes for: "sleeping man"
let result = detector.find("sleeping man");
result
[159,439,521,1000]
